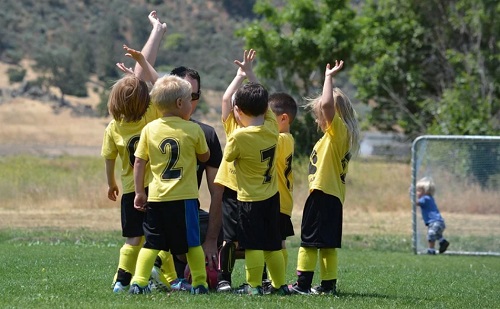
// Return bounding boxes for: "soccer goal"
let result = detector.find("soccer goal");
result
[411,135,500,256]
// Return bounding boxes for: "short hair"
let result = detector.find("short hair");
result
[107,74,150,122]
[170,66,201,93]
[416,177,436,196]
[149,75,192,113]
[233,82,268,117]
[268,92,298,123]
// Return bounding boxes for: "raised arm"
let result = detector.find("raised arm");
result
[321,60,344,124]
[123,45,159,84]
[221,49,257,121]
[134,11,167,80]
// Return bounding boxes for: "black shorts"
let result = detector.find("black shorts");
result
[280,213,295,240]
[120,190,147,238]
[300,190,343,248]
[237,192,281,251]
[221,187,238,242]
[143,199,201,255]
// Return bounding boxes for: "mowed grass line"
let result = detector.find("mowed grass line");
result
[1,229,498,309]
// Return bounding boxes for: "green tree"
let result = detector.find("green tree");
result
[238,0,357,95]
[238,0,358,155]
[351,0,500,137]
[33,45,89,103]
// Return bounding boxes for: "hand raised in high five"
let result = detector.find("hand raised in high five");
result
[234,49,257,82]
[325,60,344,77]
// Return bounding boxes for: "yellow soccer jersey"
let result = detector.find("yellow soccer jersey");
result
[308,113,351,203]
[101,104,161,194]
[134,116,209,202]
[276,132,294,216]
[224,109,279,202]
[214,113,238,191]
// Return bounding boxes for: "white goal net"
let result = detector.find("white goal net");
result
[411,135,500,256]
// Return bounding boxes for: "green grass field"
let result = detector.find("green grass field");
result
[1,156,499,308]
[1,229,499,309]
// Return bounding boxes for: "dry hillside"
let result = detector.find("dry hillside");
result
[0,61,225,156]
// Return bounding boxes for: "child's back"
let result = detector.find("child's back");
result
[136,116,208,201]
[102,75,160,194]
[224,107,279,201]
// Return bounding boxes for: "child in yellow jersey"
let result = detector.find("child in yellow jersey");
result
[267,93,297,282]
[237,92,297,294]
[101,13,181,293]
[216,49,288,296]
[123,46,211,295]
[129,11,222,291]
[103,71,179,293]
[101,73,160,293]
[213,52,255,294]
[289,60,360,296]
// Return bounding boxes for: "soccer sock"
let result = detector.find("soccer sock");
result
[173,254,188,279]
[282,248,289,272]
[186,246,207,288]
[262,264,268,281]
[115,243,142,284]
[264,250,285,288]
[217,241,236,282]
[245,249,265,288]
[131,248,159,287]
[297,247,317,272]
[296,247,317,289]
[158,250,177,283]
[115,268,132,286]
[319,248,338,281]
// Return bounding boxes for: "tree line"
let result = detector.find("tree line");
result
[1,0,498,155]
[239,0,499,144]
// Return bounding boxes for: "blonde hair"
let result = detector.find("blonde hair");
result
[416,177,436,196]
[149,75,192,113]
[107,75,150,122]
[305,87,360,155]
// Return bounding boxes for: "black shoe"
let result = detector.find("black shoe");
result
[261,279,272,294]
[216,280,232,293]
[266,284,291,296]
[311,285,338,296]
[234,283,263,295]
[288,282,311,295]
[439,240,450,254]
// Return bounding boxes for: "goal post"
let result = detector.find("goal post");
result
[410,135,500,256]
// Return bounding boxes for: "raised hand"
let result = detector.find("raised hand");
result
[234,49,256,78]
[148,10,167,33]
[116,62,134,75]
[325,60,344,77]
[123,44,144,62]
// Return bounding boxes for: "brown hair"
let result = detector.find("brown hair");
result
[107,75,150,122]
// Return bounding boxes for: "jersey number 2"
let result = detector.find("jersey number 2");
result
[159,138,182,180]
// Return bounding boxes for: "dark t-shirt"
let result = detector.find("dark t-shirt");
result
[191,118,223,188]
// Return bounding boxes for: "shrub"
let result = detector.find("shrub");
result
[7,67,26,83]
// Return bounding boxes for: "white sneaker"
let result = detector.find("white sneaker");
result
[149,266,170,292]
[112,281,129,293]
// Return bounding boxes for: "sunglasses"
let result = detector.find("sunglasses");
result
[191,91,201,101]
